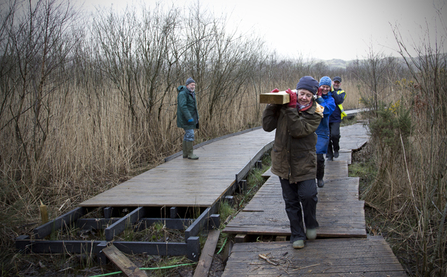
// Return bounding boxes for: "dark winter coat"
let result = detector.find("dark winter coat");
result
[262,101,323,183]
[329,88,346,123]
[316,94,336,154]
[177,85,199,129]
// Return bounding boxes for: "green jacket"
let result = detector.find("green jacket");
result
[262,102,322,183]
[177,85,199,129]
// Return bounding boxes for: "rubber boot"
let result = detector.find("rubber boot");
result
[292,240,305,249]
[186,141,199,160]
[306,228,317,240]
[182,141,188,158]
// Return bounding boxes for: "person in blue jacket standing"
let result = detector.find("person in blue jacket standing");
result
[177,77,199,160]
[327,76,347,161]
[315,76,336,188]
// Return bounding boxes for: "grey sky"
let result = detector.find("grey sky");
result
[79,0,446,61]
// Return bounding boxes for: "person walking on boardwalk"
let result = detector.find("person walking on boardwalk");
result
[327,76,347,161]
[177,77,199,160]
[262,76,324,249]
[315,76,336,188]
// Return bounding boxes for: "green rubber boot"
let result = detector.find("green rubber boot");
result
[186,141,199,160]
[182,141,188,158]
[292,240,305,249]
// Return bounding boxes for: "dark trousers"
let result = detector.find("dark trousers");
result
[279,177,319,242]
[327,121,341,157]
[316,154,325,180]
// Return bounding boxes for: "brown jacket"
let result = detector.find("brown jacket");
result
[262,102,323,183]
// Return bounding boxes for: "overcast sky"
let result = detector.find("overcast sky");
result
[78,0,446,61]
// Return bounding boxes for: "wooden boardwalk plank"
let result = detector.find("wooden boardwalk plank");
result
[193,229,220,277]
[79,128,275,207]
[102,245,147,277]
[222,237,406,276]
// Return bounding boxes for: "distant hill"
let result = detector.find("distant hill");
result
[323,55,416,70]
[324,59,354,69]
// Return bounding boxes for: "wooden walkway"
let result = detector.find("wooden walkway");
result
[221,123,407,276]
[73,122,406,276]
[80,128,275,208]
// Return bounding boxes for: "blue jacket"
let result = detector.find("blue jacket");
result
[329,88,346,123]
[316,94,336,154]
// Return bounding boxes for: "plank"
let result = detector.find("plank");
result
[102,245,147,277]
[222,237,406,277]
[193,229,220,277]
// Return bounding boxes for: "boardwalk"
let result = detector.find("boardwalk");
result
[20,122,407,276]
[80,128,275,207]
[223,123,369,238]
[221,123,407,276]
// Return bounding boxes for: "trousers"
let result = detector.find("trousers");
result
[316,154,325,180]
[183,128,195,142]
[328,121,341,156]
[279,177,319,242]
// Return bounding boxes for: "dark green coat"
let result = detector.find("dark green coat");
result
[177,85,199,129]
[262,102,322,183]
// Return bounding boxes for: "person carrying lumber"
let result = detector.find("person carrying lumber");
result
[327,76,347,160]
[177,77,200,160]
[315,76,336,188]
[262,76,324,249]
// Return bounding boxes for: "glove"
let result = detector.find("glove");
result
[271,88,279,93]
[285,88,297,108]
[188,118,194,123]
[317,87,323,97]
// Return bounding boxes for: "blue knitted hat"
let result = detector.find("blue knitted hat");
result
[296,76,319,95]
[319,76,332,87]
[186,77,195,86]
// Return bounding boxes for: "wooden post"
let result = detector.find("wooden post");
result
[39,200,48,224]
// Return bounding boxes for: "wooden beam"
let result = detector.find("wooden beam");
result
[193,229,220,277]
[102,245,147,277]
[259,90,293,104]
[105,207,146,241]
[235,234,247,243]
[33,207,87,239]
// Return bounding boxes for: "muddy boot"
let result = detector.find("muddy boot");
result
[186,141,199,160]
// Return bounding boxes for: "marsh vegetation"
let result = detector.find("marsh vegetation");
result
[0,0,445,276]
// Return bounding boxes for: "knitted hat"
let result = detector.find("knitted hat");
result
[319,76,332,87]
[333,76,342,82]
[186,77,195,86]
[296,76,319,95]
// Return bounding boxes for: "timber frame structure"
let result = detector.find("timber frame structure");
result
[15,127,273,263]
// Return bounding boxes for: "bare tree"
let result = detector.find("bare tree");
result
[1,0,81,185]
